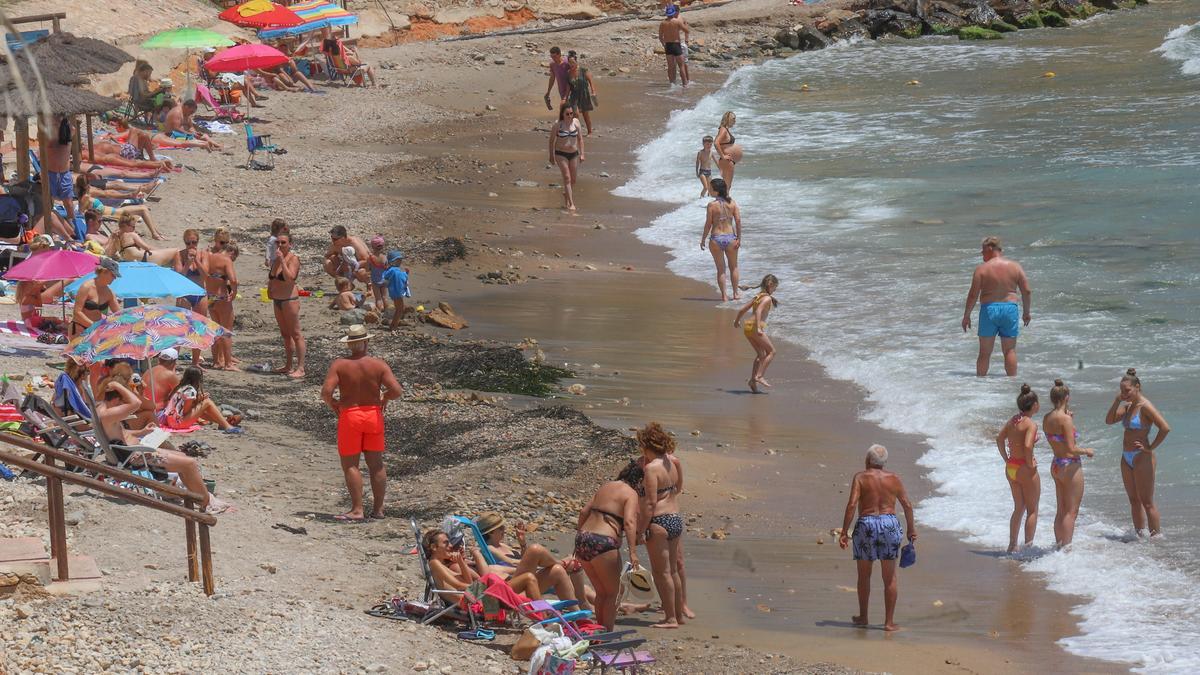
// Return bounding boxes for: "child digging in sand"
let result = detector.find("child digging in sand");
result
[329,277,362,311]
[382,250,411,330]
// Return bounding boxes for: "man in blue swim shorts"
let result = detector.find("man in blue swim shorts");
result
[839,444,917,632]
[43,114,76,234]
[961,236,1032,376]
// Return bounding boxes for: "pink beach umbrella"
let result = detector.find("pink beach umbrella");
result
[204,43,289,74]
[3,250,100,282]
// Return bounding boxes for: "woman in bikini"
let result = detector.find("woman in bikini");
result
[105,214,176,265]
[575,461,642,631]
[171,229,209,367]
[1105,368,1170,536]
[158,366,241,433]
[733,274,779,393]
[422,529,543,607]
[268,233,306,379]
[474,512,585,607]
[206,241,239,371]
[714,111,743,188]
[637,422,685,629]
[997,384,1041,553]
[699,177,741,302]
[1043,379,1094,548]
[548,103,584,213]
[75,175,165,240]
[70,258,121,338]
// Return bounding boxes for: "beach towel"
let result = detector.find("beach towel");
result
[196,120,234,135]
[53,373,90,420]
[0,320,40,338]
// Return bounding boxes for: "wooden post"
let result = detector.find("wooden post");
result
[51,16,61,34]
[199,524,214,596]
[14,118,29,182]
[85,114,95,164]
[184,498,199,583]
[50,475,69,581]
[70,116,82,172]
[35,118,51,231]
[44,455,59,562]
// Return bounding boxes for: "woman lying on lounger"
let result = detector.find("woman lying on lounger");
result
[104,214,177,265]
[422,529,542,605]
[474,512,589,609]
[75,175,165,240]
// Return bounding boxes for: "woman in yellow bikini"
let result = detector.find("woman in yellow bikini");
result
[733,274,778,394]
[997,384,1041,554]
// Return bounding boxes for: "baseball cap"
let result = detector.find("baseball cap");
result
[159,347,179,361]
[387,250,405,264]
[97,257,121,277]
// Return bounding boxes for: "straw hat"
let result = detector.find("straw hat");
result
[476,512,505,536]
[339,324,374,343]
[620,562,655,603]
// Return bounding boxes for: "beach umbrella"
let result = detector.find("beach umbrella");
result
[141,28,235,51]
[2,250,99,282]
[204,43,289,73]
[64,304,229,365]
[219,1,305,29]
[63,261,204,300]
[22,32,134,80]
[258,0,359,40]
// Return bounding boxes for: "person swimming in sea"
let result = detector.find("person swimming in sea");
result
[733,274,778,394]
[1105,368,1170,536]
[1043,378,1094,548]
[695,135,719,197]
[997,384,1041,553]
[700,178,741,301]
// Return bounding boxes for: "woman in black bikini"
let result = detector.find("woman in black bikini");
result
[714,111,743,188]
[575,461,642,631]
[268,233,306,379]
[70,258,121,338]
[637,422,685,629]
[548,102,585,213]
[105,214,175,266]
[206,241,239,371]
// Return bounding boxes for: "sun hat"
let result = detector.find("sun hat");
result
[665,4,679,16]
[369,235,385,249]
[158,347,179,361]
[159,78,174,88]
[97,257,121,277]
[620,561,656,604]
[900,541,916,568]
[476,512,505,536]
[387,250,405,264]
[339,324,374,343]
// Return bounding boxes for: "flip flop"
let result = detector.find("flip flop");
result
[457,628,495,641]
[333,514,367,523]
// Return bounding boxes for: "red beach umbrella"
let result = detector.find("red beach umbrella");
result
[218,1,305,29]
[204,44,289,73]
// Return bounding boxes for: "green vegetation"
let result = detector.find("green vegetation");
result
[1016,12,1044,28]
[1038,10,1069,26]
[958,26,1004,40]
[990,20,1019,32]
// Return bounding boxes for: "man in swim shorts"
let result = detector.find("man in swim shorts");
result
[43,114,76,233]
[320,324,403,522]
[323,224,370,286]
[839,444,916,632]
[961,235,1032,377]
[658,5,690,86]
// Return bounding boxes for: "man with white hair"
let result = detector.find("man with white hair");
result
[839,444,916,632]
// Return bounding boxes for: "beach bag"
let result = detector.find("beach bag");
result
[534,654,576,675]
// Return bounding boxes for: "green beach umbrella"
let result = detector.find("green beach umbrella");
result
[141,27,234,50]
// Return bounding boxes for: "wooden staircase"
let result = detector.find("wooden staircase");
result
[0,536,102,595]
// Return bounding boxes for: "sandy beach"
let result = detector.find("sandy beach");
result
[0,0,1162,672]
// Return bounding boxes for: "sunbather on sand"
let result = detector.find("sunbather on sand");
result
[96,377,233,514]
[160,100,222,151]
[75,175,165,240]
[320,28,377,86]
[159,367,241,433]
[474,512,588,608]
[104,214,176,265]
[148,349,181,412]
[422,529,543,604]
[99,121,174,171]
[576,461,643,631]
[328,277,361,311]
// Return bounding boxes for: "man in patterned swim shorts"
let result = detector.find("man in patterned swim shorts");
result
[839,444,917,632]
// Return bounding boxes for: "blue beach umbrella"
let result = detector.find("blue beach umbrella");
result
[64,261,203,299]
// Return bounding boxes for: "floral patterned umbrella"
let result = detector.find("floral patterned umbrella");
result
[64,304,230,364]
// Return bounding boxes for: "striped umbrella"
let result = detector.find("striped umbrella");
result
[64,304,229,364]
[258,0,358,39]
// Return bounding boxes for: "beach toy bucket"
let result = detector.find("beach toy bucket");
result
[204,479,216,495]
[258,288,268,302]
[229,89,242,104]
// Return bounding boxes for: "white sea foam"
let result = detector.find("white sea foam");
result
[1156,22,1200,75]
[616,34,1200,672]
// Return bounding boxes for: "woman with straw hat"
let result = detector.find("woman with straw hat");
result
[474,512,586,608]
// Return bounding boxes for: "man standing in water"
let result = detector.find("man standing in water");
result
[658,5,690,86]
[961,236,1032,376]
[839,445,916,632]
[321,324,403,522]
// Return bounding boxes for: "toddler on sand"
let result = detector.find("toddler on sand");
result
[367,235,389,312]
[695,135,718,197]
[382,250,411,330]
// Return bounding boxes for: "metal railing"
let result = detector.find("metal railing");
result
[0,432,218,595]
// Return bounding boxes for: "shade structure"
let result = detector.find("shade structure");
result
[2,250,100,282]
[219,1,304,28]
[0,76,119,118]
[258,0,359,39]
[64,304,229,364]
[204,44,288,73]
[64,262,204,299]
[22,32,134,79]
[142,27,235,50]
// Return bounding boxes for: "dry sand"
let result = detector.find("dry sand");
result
[0,3,1131,674]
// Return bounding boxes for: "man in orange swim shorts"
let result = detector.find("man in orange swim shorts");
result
[321,324,403,522]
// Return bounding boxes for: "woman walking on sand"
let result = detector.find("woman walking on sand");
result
[549,103,585,212]
[268,232,306,378]
[734,274,778,394]
[998,384,1041,553]
[1105,368,1170,536]
[1043,379,1094,548]
[566,52,596,135]
[699,177,741,301]
[575,462,642,631]
[714,111,743,188]
[638,422,685,629]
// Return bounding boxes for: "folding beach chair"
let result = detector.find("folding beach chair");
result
[78,383,170,483]
[406,518,481,629]
[326,52,367,87]
[244,124,279,170]
[20,393,102,464]
[583,638,656,674]
[195,83,243,122]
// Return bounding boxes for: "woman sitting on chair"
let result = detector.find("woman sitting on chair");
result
[474,512,587,608]
[422,529,542,606]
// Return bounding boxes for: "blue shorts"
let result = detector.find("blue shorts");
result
[852,514,903,561]
[48,170,73,200]
[978,302,1019,339]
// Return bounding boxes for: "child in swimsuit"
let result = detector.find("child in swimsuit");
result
[694,135,718,197]
[366,235,388,312]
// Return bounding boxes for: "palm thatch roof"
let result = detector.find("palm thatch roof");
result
[24,32,134,78]
[0,77,119,118]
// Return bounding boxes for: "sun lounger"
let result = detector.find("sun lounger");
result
[194,83,243,122]
[584,638,656,674]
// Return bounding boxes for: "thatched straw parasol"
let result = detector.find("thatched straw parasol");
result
[22,32,134,78]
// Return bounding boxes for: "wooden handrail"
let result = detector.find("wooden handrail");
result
[0,433,217,595]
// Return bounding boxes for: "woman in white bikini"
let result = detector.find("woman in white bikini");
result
[699,177,741,302]
[548,103,584,212]
[1105,368,1170,536]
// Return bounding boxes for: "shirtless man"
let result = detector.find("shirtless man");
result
[961,236,1032,377]
[323,225,370,285]
[320,324,403,522]
[658,5,690,86]
[839,444,916,632]
[43,115,76,229]
[161,100,221,151]
[147,348,182,413]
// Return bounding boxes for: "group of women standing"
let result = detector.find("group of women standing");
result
[999,368,1170,552]
[547,50,597,213]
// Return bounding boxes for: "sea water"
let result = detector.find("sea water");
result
[617,5,1200,672]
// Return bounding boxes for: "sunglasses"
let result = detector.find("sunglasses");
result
[278,240,291,246]
[565,111,576,116]
[185,240,198,246]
